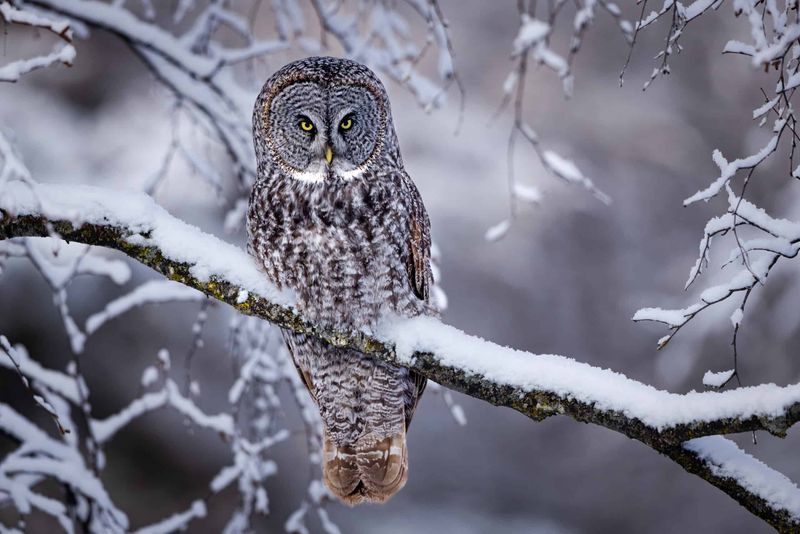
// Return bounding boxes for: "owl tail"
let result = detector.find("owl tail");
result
[322,431,408,505]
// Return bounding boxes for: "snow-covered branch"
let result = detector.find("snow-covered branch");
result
[1,181,799,531]
[487,1,625,241]
[632,1,800,392]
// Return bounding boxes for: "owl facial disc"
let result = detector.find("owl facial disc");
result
[264,79,384,183]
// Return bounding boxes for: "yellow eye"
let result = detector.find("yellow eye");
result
[340,117,353,130]
[299,119,314,132]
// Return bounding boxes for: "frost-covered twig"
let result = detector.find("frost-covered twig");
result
[0,393,129,532]
[487,0,623,241]
[2,181,800,530]
[0,130,31,186]
[634,186,800,345]
[669,436,800,531]
[26,0,282,192]
[308,0,457,111]
[0,327,289,532]
[0,336,70,436]
[635,1,800,391]
[23,0,459,216]
[0,2,75,83]
[620,0,723,89]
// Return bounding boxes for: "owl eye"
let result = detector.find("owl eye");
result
[339,116,354,131]
[298,118,315,132]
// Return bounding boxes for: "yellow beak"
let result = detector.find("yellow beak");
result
[325,145,333,164]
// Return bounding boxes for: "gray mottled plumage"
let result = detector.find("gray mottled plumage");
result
[246,56,435,504]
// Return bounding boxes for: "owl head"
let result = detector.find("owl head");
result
[253,56,400,183]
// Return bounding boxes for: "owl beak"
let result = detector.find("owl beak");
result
[324,144,334,164]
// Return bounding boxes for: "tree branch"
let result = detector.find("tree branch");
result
[1,182,799,531]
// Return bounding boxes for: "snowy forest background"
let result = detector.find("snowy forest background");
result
[2,0,800,532]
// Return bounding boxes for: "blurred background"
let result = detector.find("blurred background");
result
[2,1,800,532]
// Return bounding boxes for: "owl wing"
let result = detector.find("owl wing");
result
[408,216,430,301]
[281,330,317,404]
[405,175,432,302]
[403,174,433,428]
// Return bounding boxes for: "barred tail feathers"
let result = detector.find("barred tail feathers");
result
[322,431,408,505]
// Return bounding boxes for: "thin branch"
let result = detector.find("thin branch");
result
[0,337,70,436]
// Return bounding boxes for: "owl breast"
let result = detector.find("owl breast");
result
[247,171,428,333]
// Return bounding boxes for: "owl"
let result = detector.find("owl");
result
[247,56,435,504]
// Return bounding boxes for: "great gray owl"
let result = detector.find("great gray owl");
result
[247,56,435,505]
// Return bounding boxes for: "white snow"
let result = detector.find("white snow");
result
[730,308,744,328]
[157,348,171,370]
[378,314,800,431]
[484,219,511,242]
[0,338,80,403]
[541,150,610,204]
[0,181,294,308]
[502,70,519,95]
[77,254,131,285]
[512,17,550,56]
[685,436,800,521]
[285,504,309,534]
[0,404,129,530]
[0,2,72,36]
[680,0,718,21]
[752,24,800,66]
[85,280,204,334]
[753,96,779,119]
[632,306,695,327]
[317,507,342,534]
[0,2,76,84]
[0,43,76,83]
[652,184,800,342]
[162,380,233,435]
[638,184,800,330]
[513,183,542,203]
[141,366,159,387]
[449,402,467,426]
[91,390,169,443]
[4,456,127,526]
[726,186,800,239]
[723,40,755,56]
[637,257,765,328]
[35,0,217,77]
[133,500,206,534]
[91,380,233,443]
[703,369,735,388]
[684,132,781,206]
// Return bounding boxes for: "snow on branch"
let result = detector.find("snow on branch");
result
[0,401,130,532]
[1,181,800,530]
[0,318,289,532]
[634,187,800,347]
[25,0,283,191]
[682,436,800,526]
[629,0,800,397]
[487,0,624,241]
[0,2,76,83]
